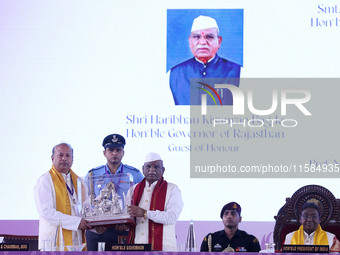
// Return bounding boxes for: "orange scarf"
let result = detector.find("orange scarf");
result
[49,166,86,250]
[291,225,328,245]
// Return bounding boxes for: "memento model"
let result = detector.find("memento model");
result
[82,174,134,227]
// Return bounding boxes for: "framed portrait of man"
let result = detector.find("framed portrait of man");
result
[167,9,244,105]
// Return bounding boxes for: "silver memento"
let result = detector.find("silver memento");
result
[82,173,134,227]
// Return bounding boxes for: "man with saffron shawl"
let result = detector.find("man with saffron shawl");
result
[127,152,183,251]
[284,203,340,252]
[34,143,92,250]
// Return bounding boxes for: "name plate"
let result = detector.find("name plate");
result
[282,245,329,253]
[107,244,151,251]
[0,243,29,251]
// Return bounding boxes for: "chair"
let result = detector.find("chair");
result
[0,234,39,251]
[273,184,340,250]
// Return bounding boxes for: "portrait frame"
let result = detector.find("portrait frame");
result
[166,9,244,72]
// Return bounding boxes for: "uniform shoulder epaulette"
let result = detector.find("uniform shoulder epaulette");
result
[124,164,140,172]
[239,230,258,242]
[203,232,214,241]
[89,165,105,172]
[202,234,208,242]
[253,237,259,243]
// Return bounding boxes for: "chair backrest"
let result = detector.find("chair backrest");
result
[273,185,340,250]
[0,234,39,251]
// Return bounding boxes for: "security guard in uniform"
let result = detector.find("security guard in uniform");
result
[85,134,144,251]
[201,202,261,252]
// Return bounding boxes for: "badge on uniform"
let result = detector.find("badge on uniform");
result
[96,176,105,189]
[112,135,118,142]
[236,247,247,252]
[213,243,222,251]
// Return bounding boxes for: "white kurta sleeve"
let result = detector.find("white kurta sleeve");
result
[284,231,294,244]
[34,173,81,231]
[147,183,183,225]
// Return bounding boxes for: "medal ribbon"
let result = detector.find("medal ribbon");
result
[65,174,74,197]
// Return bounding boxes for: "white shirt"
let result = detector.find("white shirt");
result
[34,171,83,250]
[128,180,183,251]
[285,230,336,248]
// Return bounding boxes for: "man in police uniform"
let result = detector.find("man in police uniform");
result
[85,134,144,251]
[201,202,261,252]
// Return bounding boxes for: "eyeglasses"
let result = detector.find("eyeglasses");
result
[302,214,318,220]
[190,34,218,42]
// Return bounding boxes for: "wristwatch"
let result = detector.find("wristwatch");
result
[144,210,147,219]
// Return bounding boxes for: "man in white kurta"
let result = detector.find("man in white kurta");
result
[34,143,92,250]
[127,152,183,251]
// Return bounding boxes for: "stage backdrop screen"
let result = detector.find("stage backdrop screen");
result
[1,0,340,222]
